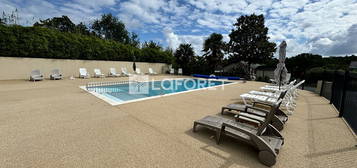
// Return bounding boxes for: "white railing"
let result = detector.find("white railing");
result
[86,80,135,92]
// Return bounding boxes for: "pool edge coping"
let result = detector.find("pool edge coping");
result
[79,78,240,106]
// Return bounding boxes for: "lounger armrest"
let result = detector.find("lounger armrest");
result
[252,101,273,108]
[220,122,256,138]
[234,114,263,124]
[265,124,284,139]
[245,106,270,114]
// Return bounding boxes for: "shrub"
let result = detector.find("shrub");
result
[0,25,173,63]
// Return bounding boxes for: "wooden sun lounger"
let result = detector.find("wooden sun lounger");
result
[193,100,284,166]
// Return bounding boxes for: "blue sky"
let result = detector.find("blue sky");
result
[1,0,357,57]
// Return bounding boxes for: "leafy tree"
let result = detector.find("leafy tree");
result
[140,41,174,63]
[228,14,276,78]
[75,22,91,35]
[174,44,196,75]
[92,13,129,44]
[34,16,91,35]
[128,32,140,47]
[142,41,162,50]
[285,53,323,79]
[34,15,76,33]
[285,53,357,80]
[203,33,226,73]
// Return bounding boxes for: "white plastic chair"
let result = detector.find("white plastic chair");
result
[30,69,44,81]
[121,67,132,76]
[135,68,142,75]
[50,69,62,80]
[94,68,105,78]
[178,68,183,75]
[148,68,157,75]
[79,68,90,78]
[170,68,174,75]
[109,68,120,77]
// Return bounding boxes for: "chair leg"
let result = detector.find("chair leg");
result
[221,108,226,115]
[217,126,225,144]
[193,122,197,132]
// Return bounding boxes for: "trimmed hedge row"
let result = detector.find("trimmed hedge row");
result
[0,25,173,63]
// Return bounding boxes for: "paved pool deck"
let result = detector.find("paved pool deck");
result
[0,75,356,167]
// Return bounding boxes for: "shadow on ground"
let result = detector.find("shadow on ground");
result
[185,126,268,168]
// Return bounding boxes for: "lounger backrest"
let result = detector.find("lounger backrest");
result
[149,68,153,74]
[170,68,174,74]
[94,69,101,75]
[136,68,141,73]
[256,99,283,135]
[79,68,87,75]
[178,68,183,74]
[110,68,116,74]
[286,73,291,81]
[31,69,41,76]
[52,69,60,75]
[292,80,305,90]
[122,67,127,74]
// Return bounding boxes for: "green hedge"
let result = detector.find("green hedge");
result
[0,25,173,63]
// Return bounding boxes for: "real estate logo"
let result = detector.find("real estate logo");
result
[129,75,149,94]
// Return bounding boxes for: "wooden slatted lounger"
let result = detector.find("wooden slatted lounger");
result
[193,99,284,166]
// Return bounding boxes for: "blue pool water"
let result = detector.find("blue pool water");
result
[87,78,232,104]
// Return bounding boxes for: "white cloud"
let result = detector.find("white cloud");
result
[0,0,104,25]
[310,24,357,55]
[2,0,357,57]
[72,0,116,8]
[163,28,206,55]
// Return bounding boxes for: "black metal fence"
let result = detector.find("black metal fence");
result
[319,71,357,134]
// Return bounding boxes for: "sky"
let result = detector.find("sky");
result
[1,0,357,57]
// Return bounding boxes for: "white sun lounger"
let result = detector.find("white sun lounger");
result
[50,69,63,80]
[121,67,132,77]
[109,68,120,77]
[148,68,158,75]
[93,68,105,78]
[30,69,44,81]
[79,68,90,78]
[242,80,305,114]
[135,68,142,75]
[261,80,296,92]
[170,68,174,75]
[178,68,183,75]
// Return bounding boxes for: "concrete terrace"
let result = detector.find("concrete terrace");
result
[0,75,356,168]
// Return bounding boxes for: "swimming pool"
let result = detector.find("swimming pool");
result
[83,78,234,105]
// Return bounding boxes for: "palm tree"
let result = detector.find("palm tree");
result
[174,44,195,75]
[202,33,225,73]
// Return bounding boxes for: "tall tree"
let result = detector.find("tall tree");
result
[75,22,91,35]
[92,13,129,43]
[203,33,225,73]
[34,15,76,33]
[285,53,323,79]
[128,32,140,48]
[174,44,195,75]
[228,14,276,77]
